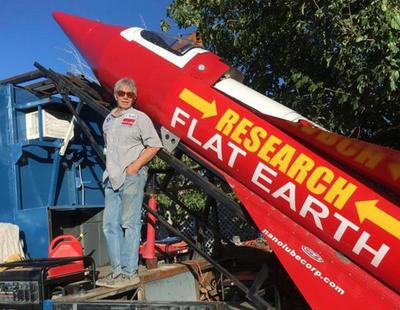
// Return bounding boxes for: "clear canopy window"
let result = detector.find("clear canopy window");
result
[140,30,199,56]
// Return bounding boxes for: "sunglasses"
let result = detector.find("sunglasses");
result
[116,90,135,99]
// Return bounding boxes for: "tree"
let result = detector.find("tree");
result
[163,0,400,149]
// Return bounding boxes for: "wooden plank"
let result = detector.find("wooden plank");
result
[140,259,212,283]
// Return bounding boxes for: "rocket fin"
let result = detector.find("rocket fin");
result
[223,173,399,309]
[176,145,399,308]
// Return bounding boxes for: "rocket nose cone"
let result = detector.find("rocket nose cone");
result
[53,11,99,41]
[52,11,125,72]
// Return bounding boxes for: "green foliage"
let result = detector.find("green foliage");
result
[149,154,209,226]
[163,0,400,148]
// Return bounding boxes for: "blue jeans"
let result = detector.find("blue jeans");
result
[103,167,147,276]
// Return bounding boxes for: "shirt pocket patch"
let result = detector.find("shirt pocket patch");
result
[121,117,136,126]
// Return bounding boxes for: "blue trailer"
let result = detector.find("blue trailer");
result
[0,76,106,263]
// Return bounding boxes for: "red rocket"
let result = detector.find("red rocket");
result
[53,12,400,308]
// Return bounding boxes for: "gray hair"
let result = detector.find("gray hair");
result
[114,78,137,95]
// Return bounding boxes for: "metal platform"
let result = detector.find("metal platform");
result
[53,259,213,303]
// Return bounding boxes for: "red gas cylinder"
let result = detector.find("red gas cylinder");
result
[47,234,84,278]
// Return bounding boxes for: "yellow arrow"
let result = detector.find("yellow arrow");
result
[179,88,217,119]
[355,200,400,239]
[387,162,400,181]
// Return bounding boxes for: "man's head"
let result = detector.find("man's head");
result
[114,78,137,110]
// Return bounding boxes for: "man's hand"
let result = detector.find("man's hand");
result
[126,146,161,176]
[126,161,141,175]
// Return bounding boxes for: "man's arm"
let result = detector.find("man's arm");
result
[126,146,160,175]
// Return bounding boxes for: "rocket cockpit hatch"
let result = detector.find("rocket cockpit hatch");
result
[120,27,207,68]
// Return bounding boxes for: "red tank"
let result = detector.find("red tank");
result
[47,235,84,278]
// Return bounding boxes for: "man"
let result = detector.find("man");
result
[96,78,162,288]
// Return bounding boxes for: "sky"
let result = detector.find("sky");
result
[0,0,179,80]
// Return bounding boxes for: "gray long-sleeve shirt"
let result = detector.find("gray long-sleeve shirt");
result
[103,107,163,190]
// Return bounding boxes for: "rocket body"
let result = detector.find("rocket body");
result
[53,12,400,308]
